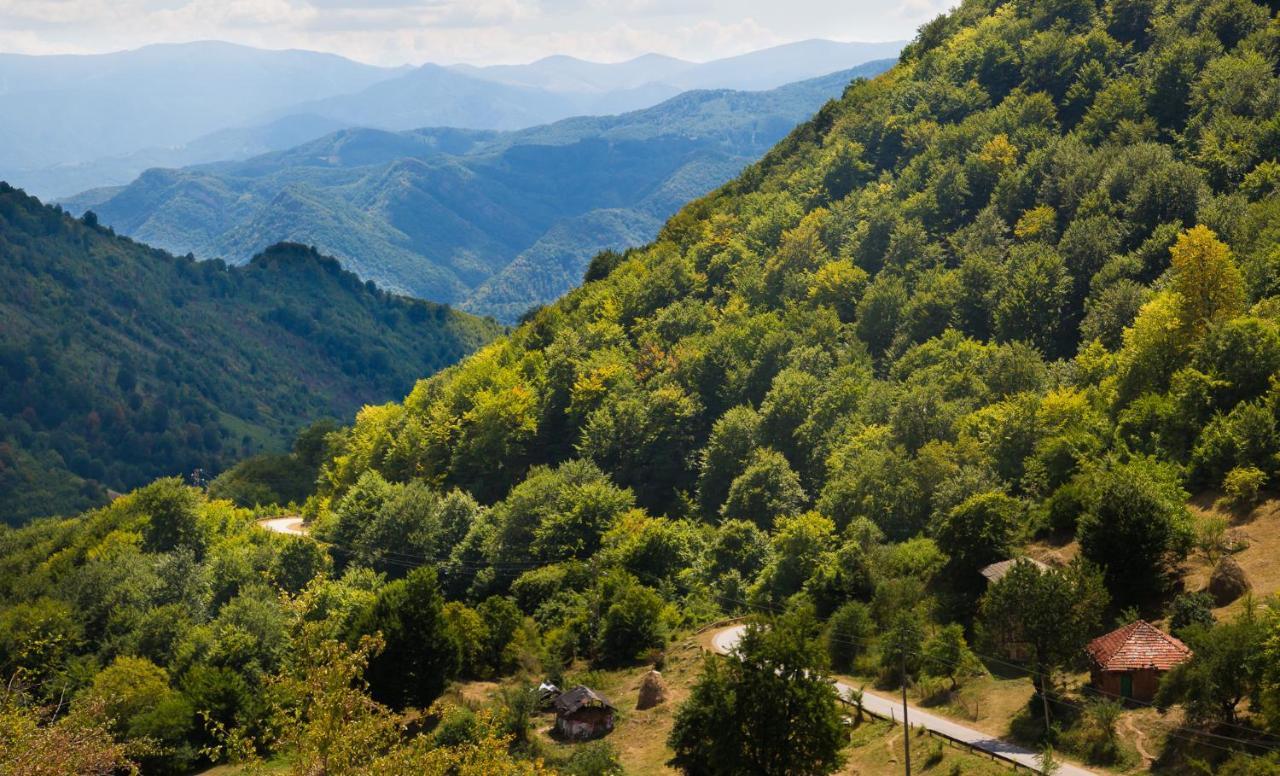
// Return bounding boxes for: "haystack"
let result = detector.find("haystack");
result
[1208,555,1251,605]
[636,669,669,710]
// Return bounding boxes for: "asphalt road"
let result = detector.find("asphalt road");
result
[711,624,1096,776]
[258,515,308,536]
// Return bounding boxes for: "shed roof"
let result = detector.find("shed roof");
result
[553,685,614,715]
[1086,620,1192,672]
[980,556,1050,583]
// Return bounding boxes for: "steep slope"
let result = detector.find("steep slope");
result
[315,0,1280,579]
[6,3,1280,774]
[73,62,896,319]
[0,183,500,523]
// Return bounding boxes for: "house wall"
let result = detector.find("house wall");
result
[555,708,615,740]
[1091,668,1164,703]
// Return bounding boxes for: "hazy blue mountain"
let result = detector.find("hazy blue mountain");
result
[14,114,354,199]
[67,61,895,320]
[451,52,693,92]
[454,39,905,94]
[271,63,696,134]
[0,42,401,175]
[662,39,906,90]
[4,40,905,199]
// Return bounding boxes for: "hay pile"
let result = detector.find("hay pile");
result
[1208,555,1251,605]
[636,669,669,710]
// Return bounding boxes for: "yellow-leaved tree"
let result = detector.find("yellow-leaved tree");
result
[1170,225,1245,339]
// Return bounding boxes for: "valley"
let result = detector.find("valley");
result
[5,0,1280,774]
[61,60,895,321]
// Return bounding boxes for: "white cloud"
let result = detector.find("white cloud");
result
[0,0,950,65]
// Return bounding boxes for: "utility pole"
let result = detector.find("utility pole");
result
[901,653,911,776]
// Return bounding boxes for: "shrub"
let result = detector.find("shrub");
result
[1221,465,1267,509]
[563,740,623,776]
[1166,592,1216,636]
[825,601,873,672]
[1194,514,1230,564]
[597,582,667,666]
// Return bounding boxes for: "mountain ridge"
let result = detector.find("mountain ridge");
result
[1,39,905,199]
[67,60,898,321]
[0,182,500,523]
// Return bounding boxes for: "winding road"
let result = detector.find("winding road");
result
[711,624,1095,776]
[258,519,1092,774]
[258,515,308,536]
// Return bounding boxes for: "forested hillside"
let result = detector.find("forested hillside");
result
[6,0,1280,773]
[0,184,499,523]
[66,62,895,320]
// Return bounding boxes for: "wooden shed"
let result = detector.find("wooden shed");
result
[1086,620,1191,703]
[553,685,615,741]
[979,556,1050,585]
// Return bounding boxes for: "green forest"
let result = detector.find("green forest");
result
[6,0,1280,773]
[0,185,500,523]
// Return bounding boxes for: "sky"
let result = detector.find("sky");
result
[0,0,954,66]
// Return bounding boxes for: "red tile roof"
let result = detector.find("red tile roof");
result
[1086,620,1192,672]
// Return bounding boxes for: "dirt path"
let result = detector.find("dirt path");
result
[1124,715,1156,767]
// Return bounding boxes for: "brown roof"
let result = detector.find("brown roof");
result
[553,685,614,715]
[980,556,1049,583]
[1086,620,1192,672]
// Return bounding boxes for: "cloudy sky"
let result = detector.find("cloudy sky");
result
[0,0,954,66]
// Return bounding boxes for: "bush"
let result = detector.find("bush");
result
[1221,465,1267,509]
[922,738,945,767]
[431,704,479,747]
[1060,699,1129,766]
[1194,514,1230,564]
[1166,592,1216,636]
[597,582,667,666]
[825,601,873,672]
[563,740,623,775]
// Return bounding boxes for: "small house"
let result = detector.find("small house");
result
[1086,620,1192,703]
[979,556,1050,585]
[553,685,615,741]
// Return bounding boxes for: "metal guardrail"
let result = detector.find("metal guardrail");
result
[698,620,1043,774]
[691,616,747,636]
[835,694,1038,773]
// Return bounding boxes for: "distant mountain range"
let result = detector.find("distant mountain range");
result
[452,39,905,93]
[63,60,896,321]
[0,183,500,523]
[1,39,904,198]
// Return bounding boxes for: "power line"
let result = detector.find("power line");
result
[297,528,1280,759]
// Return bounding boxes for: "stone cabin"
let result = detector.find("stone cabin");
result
[553,685,615,741]
[1086,620,1192,703]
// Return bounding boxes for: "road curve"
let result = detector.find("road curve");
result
[710,624,1095,776]
[258,515,308,537]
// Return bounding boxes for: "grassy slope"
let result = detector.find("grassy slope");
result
[449,630,1023,776]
